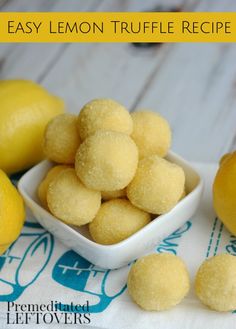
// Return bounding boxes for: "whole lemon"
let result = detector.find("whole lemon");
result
[213,151,236,235]
[0,169,25,254]
[0,79,65,174]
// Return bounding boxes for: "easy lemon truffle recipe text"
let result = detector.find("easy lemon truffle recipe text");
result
[7,20,231,35]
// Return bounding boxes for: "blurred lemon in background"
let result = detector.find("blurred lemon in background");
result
[0,79,65,174]
[0,169,25,254]
[213,151,236,235]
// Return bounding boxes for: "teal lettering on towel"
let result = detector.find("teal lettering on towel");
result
[226,236,236,255]
[156,221,192,254]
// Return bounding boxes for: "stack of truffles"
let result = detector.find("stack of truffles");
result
[38,98,185,245]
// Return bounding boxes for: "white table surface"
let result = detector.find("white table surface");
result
[0,1,236,328]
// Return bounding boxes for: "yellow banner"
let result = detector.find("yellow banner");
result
[0,12,236,42]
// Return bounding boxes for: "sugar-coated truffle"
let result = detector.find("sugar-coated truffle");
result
[43,113,81,164]
[77,98,133,140]
[101,188,126,201]
[131,111,171,159]
[128,253,190,311]
[47,168,101,226]
[89,199,151,245]
[180,189,187,200]
[75,131,138,191]
[38,165,69,208]
[127,155,185,214]
[195,254,236,312]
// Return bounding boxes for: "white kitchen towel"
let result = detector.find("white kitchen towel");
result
[0,163,236,329]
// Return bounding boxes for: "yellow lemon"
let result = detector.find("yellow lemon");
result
[0,169,25,254]
[0,79,65,174]
[213,151,236,235]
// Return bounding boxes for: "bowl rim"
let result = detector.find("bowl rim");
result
[18,150,204,251]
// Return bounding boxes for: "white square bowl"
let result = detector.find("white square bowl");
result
[18,151,203,269]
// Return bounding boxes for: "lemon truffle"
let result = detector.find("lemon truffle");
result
[101,188,126,201]
[38,165,69,208]
[77,98,133,140]
[195,254,236,312]
[47,168,101,226]
[180,189,187,200]
[131,111,171,159]
[75,131,138,191]
[43,113,81,164]
[89,199,151,245]
[128,253,190,311]
[127,155,185,214]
